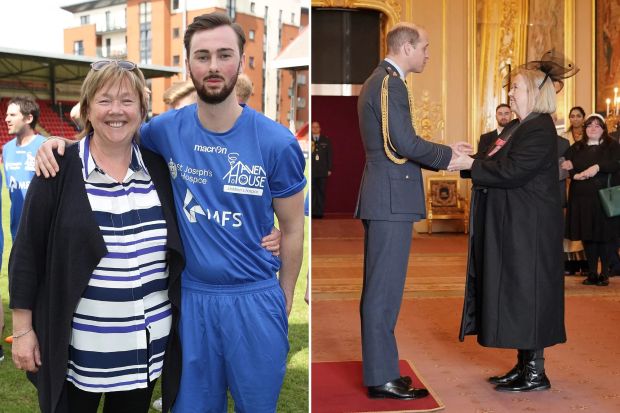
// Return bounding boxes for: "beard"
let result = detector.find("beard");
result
[191,71,239,104]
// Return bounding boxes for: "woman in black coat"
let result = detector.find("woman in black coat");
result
[562,114,620,286]
[449,54,573,392]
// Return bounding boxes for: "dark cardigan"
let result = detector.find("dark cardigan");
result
[9,143,185,413]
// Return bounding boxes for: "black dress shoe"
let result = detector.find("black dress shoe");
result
[368,378,429,400]
[400,375,412,386]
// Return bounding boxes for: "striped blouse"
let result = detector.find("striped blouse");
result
[66,136,171,392]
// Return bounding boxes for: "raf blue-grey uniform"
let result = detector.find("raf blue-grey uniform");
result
[355,60,452,386]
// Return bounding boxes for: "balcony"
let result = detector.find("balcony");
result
[97,45,128,59]
[96,22,126,34]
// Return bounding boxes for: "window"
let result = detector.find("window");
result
[173,55,180,65]
[249,30,255,41]
[173,27,180,38]
[250,2,255,13]
[249,56,255,69]
[226,0,236,20]
[171,0,179,10]
[139,2,152,64]
[74,40,84,55]
[80,15,89,25]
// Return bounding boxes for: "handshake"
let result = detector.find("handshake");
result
[447,142,475,172]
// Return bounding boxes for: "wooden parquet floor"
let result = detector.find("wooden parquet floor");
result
[311,218,620,413]
[312,218,620,301]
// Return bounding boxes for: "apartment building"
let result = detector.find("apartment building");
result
[62,0,308,129]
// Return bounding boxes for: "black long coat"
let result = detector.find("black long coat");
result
[459,113,566,349]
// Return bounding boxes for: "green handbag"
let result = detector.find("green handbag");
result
[598,174,620,217]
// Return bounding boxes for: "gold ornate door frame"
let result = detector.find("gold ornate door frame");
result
[311,0,405,58]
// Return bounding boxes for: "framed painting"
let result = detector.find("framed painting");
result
[595,0,620,122]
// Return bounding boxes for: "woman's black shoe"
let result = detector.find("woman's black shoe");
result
[596,275,609,286]
[495,350,551,392]
[582,273,598,285]
[488,350,524,385]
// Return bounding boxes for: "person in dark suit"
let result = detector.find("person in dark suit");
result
[479,104,513,153]
[450,51,577,392]
[311,121,332,218]
[558,135,570,207]
[355,22,471,400]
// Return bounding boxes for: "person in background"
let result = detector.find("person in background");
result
[311,121,332,219]
[2,97,48,358]
[304,192,309,305]
[451,51,576,392]
[162,81,197,110]
[479,104,513,153]
[563,106,586,145]
[4,96,47,240]
[235,73,253,105]
[10,60,185,413]
[562,113,620,287]
[562,106,589,275]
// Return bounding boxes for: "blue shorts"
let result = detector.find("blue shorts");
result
[173,278,289,413]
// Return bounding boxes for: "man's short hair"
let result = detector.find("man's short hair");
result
[163,81,196,106]
[8,96,40,129]
[496,103,511,112]
[386,23,422,54]
[184,13,246,57]
[235,74,253,104]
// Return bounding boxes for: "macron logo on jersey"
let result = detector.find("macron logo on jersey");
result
[223,153,266,196]
[182,189,243,227]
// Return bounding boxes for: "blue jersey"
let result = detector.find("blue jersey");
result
[141,104,306,284]
[3,134,46,240]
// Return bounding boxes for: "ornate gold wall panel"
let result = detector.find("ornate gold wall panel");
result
[527,0,574,127]
[472,0,528,144]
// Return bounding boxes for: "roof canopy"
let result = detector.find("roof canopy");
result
[271,27,309,70]
[0,47,180,102]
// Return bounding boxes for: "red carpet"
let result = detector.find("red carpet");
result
[312,360,444,412]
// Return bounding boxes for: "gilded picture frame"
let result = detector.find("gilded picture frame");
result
[595,0,620,115]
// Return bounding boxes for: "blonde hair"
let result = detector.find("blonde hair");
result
[78,62,148,140]
[163,81,196,106]
[511,67,557,114]
[235,74,253,104]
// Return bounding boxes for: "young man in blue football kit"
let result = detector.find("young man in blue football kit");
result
[4,96,47,240]
[2,96,46,361]
[36,13,305,413]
